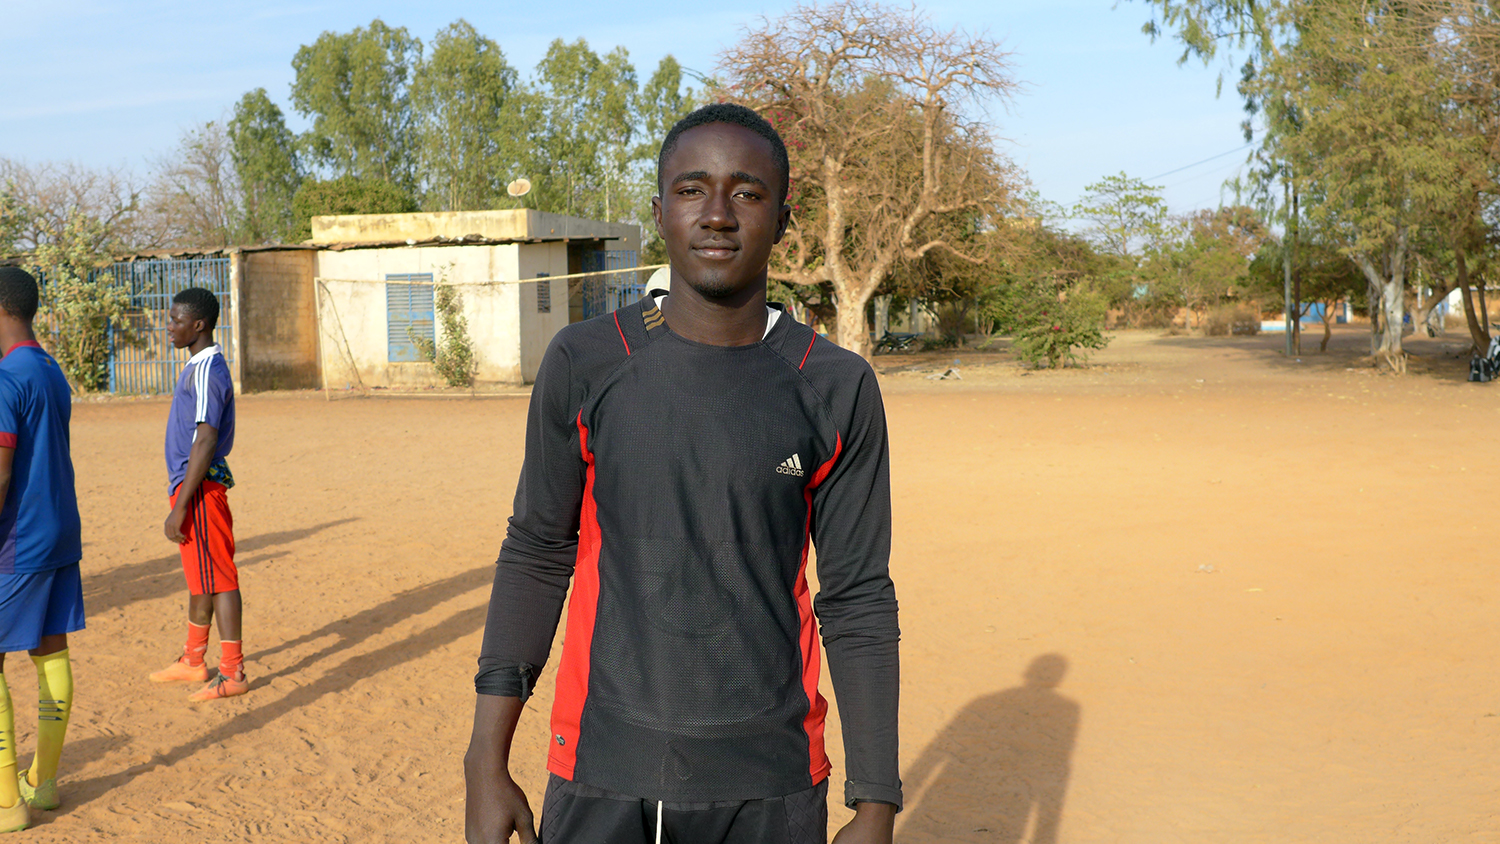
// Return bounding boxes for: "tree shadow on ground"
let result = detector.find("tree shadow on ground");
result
[57,564,494,813]
[897,654,1079,844]
[83,518,359,615]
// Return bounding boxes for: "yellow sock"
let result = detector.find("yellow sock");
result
[0,673,19,809]
[28,651,72,786]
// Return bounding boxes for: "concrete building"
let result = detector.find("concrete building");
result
[310,209,640,388]
[92,210,640,395]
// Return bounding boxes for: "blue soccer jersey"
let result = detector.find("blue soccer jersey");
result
[0,341,83,574]
[165,345,235,492]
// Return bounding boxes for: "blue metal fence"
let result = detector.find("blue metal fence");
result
[31,257,234,394]
[107,258,234,394]
[579,250,642,319]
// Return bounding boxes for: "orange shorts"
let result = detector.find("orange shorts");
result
[169,480,237,596]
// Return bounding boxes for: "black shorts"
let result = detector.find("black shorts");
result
[539,775,828,844]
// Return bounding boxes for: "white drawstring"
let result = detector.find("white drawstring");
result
[655,800,664,844]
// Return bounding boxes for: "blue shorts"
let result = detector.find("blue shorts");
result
[0,562,85,653]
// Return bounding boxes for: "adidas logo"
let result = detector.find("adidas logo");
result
[776,453,805,477]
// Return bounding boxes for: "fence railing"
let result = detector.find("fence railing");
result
[32,257,234,394]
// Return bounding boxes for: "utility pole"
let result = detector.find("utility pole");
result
[1291,184,1301,356]
[1283,179,1294,355]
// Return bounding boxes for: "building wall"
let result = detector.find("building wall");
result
[313,242,568,387]
[236,249,319,391]
[518,242,569,382]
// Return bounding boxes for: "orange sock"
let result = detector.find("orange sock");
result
[219,641,243,680]
[184,622,210,666]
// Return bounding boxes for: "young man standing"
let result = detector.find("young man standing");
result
[149,287,245,702]
[0,267,84,832]
[465,104,901,844]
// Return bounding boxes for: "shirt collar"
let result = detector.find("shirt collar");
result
[3,340,42,357]
[188,344,221,364]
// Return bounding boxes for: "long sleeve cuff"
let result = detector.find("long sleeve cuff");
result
[845,779,903,811]
[474,662,537,701]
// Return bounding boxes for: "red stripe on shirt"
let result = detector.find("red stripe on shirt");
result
[548,410,604,780]
[0,432,15,449]
[2,340,42,357]
[798,335,816,370]
[613,311,631,355]
[796,431,843,784]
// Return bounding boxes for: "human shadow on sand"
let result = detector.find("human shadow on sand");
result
[57,564,494,813]
[82,518,359,616]
[897,654,1079,844]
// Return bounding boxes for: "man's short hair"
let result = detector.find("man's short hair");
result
[0,267,40,322]
[173,287,220,330]
[657,103,791,205]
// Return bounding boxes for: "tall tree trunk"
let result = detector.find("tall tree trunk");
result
[834,290,874,358]
[1456,247,1490,353]
[1414,275,1456,337]
[1355,243,1407,372]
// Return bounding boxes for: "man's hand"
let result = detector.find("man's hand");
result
[831,801,896,844]
[164,507,188,544]
[465,695,534,843]
[464,755,537,843]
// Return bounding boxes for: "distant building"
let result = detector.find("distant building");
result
[310,209,640,387]
[75,210,641,394]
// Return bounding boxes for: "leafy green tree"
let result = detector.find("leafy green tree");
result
[228,88,302,243]
[520,39,638,221]
[1145,205,1266,328]
[291,19,422,191]
[412,19,519,212]
[635,55,698,258]
[26,212,134,391]
[1073,173,1169,259]
[1255,4,1464,370]
[291,176,418,240]
[1248,232,1365,351]
[984,221,1113,367]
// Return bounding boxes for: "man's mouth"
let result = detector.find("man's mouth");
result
[692,242,738,260]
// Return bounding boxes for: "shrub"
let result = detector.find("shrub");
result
[411,276,476,387]
[1205,304,1260,336]
[986,277,1111,368]
[29,212,137,392]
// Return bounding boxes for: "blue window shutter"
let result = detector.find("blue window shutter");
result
[386,274,435,362]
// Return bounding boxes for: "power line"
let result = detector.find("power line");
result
[1144,144,1253,182]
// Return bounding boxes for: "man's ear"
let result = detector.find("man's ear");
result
[651,194,664,237]
[773,202,792,245]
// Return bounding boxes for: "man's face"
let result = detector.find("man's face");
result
[652,123,791,299]
[166,304,199,349]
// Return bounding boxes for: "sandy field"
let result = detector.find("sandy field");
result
[6,325,1498,842]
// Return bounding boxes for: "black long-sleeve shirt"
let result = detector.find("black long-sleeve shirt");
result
[475,294,901,808]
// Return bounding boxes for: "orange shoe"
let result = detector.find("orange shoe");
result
[149,656,212,684]
[188,670,249,702]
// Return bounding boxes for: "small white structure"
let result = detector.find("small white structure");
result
[311,210,639,387]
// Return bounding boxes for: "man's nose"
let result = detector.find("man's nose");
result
[700,189,737,229]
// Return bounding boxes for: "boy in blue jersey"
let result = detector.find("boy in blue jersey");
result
[0,267,84,833]
[148,287,245,702]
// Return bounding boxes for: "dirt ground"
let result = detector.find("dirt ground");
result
[8,325,1499,842]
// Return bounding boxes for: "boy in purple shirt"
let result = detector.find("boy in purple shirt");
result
[147,287,246,702]
[0,267,84,831]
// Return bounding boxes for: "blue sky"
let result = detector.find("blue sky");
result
[0,0,1253,215]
